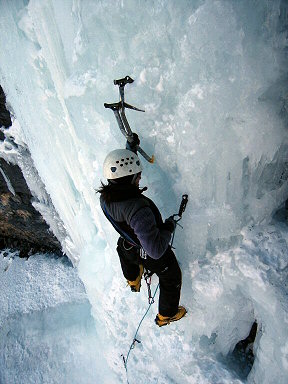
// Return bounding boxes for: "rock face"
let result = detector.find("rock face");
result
[0,86,62,257]
[0,85,11,129]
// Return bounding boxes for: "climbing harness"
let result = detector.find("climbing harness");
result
[104,76,155,163]
[121,194,188,384]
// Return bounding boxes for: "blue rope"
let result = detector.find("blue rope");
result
[122,282,159,384]
[122,216,181,383]
[121,195,188,384]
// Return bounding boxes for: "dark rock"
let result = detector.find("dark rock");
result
[0,85,12,129]
[226,321,258,380]
[0,158,31,195]
[0,157,63,257]
[232,320,257,358]
[0,85,62,258]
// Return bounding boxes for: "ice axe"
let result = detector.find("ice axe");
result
[173,194,188,222]
[104,76,155,163]
[170,194,189,247]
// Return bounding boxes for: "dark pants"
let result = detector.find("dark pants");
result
[116,237,182,317]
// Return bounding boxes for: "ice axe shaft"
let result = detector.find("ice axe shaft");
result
[104,76,154,163]
[109,108,154,164]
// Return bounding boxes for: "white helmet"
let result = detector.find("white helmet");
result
[103,149,143,180]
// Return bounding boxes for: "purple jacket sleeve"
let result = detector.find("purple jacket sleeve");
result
[129,207,172,259]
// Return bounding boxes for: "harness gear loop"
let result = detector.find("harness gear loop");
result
[122,239,134,251]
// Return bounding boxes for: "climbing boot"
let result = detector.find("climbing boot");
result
[155,306,187,327]
[127,264,144,292]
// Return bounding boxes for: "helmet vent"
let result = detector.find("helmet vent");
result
[110,167,117,173]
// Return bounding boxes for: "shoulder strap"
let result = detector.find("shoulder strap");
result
[102,204,141,248]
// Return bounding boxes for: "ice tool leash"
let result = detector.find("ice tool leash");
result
[104,76,155,163]
[121,194,189,384]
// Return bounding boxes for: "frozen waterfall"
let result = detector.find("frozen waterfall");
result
[0,1,288,383]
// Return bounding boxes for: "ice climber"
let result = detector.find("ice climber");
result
[98,134,186,326]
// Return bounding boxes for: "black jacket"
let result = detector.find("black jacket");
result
[99,183,172,259]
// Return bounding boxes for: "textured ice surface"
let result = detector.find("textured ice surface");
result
[0,0,288,383]
[0,252,112,384]
[1,0,288,261]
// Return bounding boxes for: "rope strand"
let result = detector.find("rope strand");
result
[122,225,177,383]
[122,282,159,384]
[122,194,188,383]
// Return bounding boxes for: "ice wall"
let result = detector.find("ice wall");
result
[0,252,111,384]
[0,1,287,261]
[0,1,288,383]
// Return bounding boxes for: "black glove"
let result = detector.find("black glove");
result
[126,133,140,152]
[163,216,176,232]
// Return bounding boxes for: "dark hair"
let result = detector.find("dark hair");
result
[96,178,143,203]
[96,174,135,193]
[96,174,135,196]
[96,181,107,194]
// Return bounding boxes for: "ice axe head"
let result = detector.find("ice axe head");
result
[172,194,189,222]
